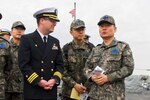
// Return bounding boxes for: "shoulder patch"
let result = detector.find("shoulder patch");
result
[111,48,119,55]
[0,43,8,48]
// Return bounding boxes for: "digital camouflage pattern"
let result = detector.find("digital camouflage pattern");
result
[98,15,115,26]
[70,19,85,29]
[5,39,23,100]
[84,39,134,100]
[61,41,94,98]
[0,37,10,100]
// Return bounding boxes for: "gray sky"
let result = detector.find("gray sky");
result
[0,0,150,75]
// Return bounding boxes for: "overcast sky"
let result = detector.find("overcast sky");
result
[0,0,150,75]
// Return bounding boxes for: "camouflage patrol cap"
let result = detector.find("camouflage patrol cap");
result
[0,28,11,36]
[12,21,26,30]
[33,7,60,22]
[98,15,115,26]
[0,13,2,20]
[70,19,85,29]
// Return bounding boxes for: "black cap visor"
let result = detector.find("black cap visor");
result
[98,21,114,26]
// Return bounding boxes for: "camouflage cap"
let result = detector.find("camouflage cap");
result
[0,28,11,36]
[70,19,85,29]
[33,7,60,22]
[98,15,115,26]
[12,21,26,30]
[0,13,2,20]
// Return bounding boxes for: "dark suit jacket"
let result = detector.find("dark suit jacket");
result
[18,30,64,99]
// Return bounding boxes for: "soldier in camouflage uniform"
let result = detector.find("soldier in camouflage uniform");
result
[5,21,25,100]
[84,15,134,100]
[61,19,94,100]
[0,37,11,100]
[0,13,11,100]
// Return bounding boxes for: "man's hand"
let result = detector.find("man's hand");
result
[91,74,108,85]
[91,74,99,82]
[74,83,86,94]
[38,79,56,90]
[44,79,56,90]
[38,80,48,88]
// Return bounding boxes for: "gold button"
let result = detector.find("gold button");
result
[26,75,28,78]
[41,77,43,79]
[51,69,54,71]
[51,61,53,63]
[41,69,44,72]
[41,61,44,63]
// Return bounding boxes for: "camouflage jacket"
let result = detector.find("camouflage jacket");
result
[6,39,23,93]
[84,39,134,100]
[61,41,94,97]
[0,37,11,81]
[0,37,11,99]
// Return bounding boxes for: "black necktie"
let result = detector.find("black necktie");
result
[43,36,47,51]
[43,36,47,43]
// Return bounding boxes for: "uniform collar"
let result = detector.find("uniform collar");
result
[101,38,118,48]
[71,40,87,50]
[10,38,19,46]
[37,29,48,42]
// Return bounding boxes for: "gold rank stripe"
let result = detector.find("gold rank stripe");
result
[43,14,57,19]
[0,32,9,34]
[27,72,38,84]
[27,73,38,84]
[50,17,59,20]
[54,71,62,79]
[29,74,38,84]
